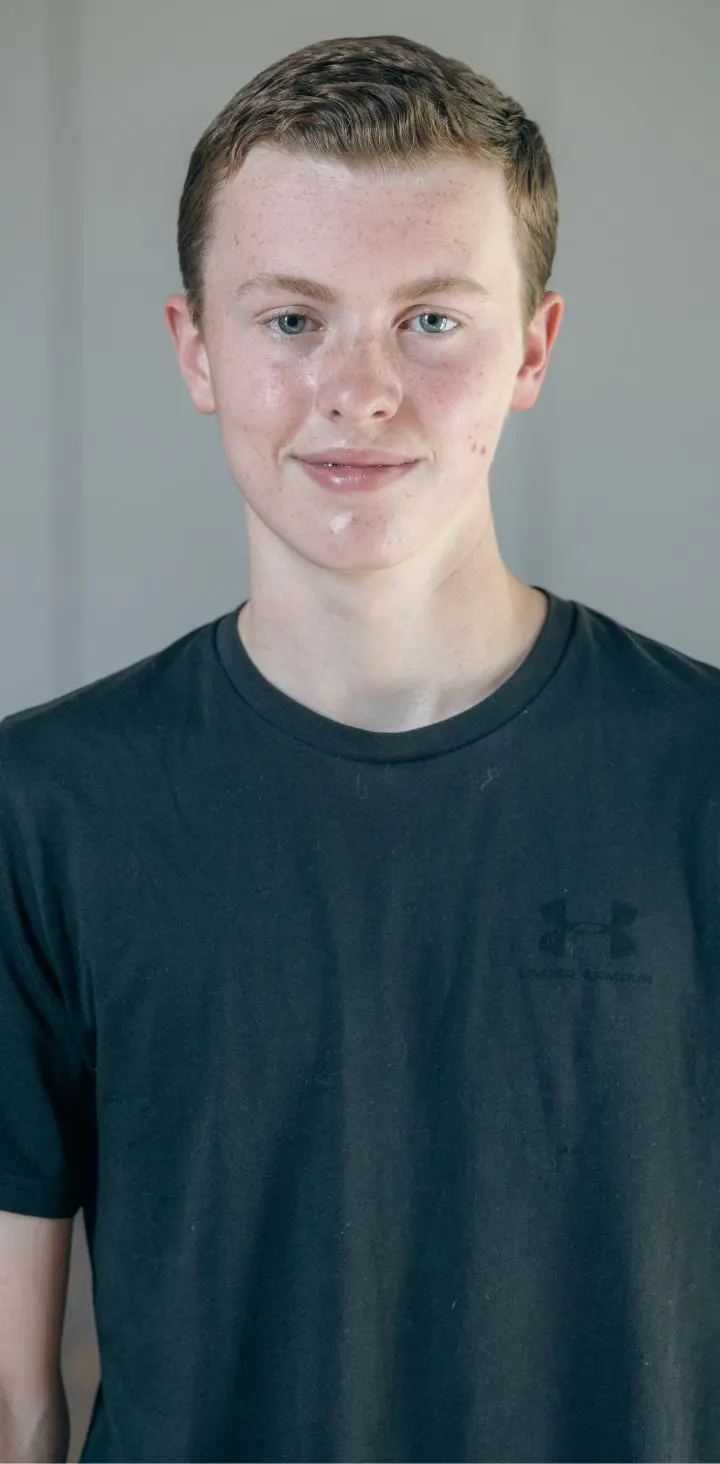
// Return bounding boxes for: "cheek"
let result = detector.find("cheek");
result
[251,362,300,418]
[215,360,302,462]
[224,356,294,418]
[435,323,516,399]
[430,354,510,440]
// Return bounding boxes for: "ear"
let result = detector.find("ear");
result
[163,294,217,415]
[508,291,564,413]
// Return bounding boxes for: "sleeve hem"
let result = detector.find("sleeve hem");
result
[0,1174,80,1218]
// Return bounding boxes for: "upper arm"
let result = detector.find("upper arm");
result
[0,753,91,1224]
[0,1211,73,1410]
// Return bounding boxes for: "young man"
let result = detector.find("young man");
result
[1,31,719,1464]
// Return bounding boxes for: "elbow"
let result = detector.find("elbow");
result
[0,1387,70,1464]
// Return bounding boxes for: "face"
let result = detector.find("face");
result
[165,147,562,578]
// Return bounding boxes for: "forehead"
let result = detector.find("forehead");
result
[208,146,518,283]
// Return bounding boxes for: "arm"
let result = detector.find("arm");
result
[0,1211,73,1463]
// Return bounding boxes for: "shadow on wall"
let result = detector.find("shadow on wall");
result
[63,1219,100,1463]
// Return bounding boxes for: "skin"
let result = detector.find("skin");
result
[165,146,563,732]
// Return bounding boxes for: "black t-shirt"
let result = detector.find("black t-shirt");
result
[1,586,720,1464]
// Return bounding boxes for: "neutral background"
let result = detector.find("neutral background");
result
[2,0,719,1457]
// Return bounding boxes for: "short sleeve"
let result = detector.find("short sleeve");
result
[0,756,93,1219]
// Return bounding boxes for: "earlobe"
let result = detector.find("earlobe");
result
[163,293,217,416]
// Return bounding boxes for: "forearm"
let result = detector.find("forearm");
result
[0,1387,70,1463]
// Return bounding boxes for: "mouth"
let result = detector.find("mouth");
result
[294,459,418,491]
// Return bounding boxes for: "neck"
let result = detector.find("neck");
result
[236,560,548,734]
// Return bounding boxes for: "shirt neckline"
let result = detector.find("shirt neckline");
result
[214,586,577,763]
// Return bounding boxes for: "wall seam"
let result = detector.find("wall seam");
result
[47,0,84,695]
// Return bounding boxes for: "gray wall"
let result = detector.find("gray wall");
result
[1,1,719,1457]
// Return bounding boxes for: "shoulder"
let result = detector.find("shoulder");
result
[0,613,222,812]
[573,598,720,713]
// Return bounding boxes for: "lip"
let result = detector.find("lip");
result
[295,460,418,491]
[296,450,416,466]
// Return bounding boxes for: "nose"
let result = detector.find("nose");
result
[315,343,403,422]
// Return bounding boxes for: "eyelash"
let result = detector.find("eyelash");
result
[261,311,462,339]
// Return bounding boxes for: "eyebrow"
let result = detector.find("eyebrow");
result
[232,271,490,304]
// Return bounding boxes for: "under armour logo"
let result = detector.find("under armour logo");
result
[539,898,638,960]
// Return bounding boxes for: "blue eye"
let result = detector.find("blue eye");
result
[263,311,459,337]
[265,314,309,336]
[407,314,458,335]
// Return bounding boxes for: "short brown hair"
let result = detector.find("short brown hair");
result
[177,33,558,331]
